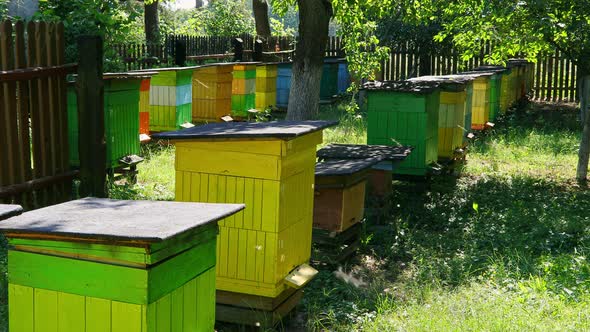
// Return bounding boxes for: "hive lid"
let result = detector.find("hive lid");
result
[317,144,413,162]
[362,80,440,93]
[0,204,23,221]
[460,71,497,77]
[153,120,338,140]
[408,76,472,90]
[473,65,509,73]
[315,158,381,177]
[0,198,244,243]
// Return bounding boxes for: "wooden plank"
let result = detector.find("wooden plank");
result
[14,20,33,207]
[57,292,86,332]
[34,288,58,332]
[0,21,20,199]
[8,283,34,332]
[85,297,111,332]
[55,22,69,202]
[112,301,142,332]
[45,22,61,202]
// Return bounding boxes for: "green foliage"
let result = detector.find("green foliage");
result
[34,0,143,72]
[0,0,7,20]
[269,17,295,37]
[420,0,590,71]
[196,0,255,36]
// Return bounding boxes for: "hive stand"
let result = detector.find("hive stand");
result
[154,120,337,327]
[364,81,440,177]
[0,198,244,332]
[312,158,381,264]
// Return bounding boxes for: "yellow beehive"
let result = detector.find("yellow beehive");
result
[256,64,278,110]
[156,121,336,298]
[438,90,466,158]
[192,64,233,122]
[464,73,492,130]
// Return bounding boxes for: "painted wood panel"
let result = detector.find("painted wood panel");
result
[8,268,215,332]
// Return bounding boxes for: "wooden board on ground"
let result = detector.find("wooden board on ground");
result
[216,289,303,328]
[312,222,362,264]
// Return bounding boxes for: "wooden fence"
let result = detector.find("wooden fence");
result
[0,20,77,210]
[380,42,579,102]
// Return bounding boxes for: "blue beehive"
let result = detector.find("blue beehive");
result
[276,62,292,108]
[337,60,351,94]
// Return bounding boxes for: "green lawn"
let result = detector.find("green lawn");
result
[1,101,589,331]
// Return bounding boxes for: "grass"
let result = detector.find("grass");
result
[302,101,590,331]
[1,100,589,331]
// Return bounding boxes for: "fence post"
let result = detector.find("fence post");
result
[253,39,263,62]
[77,36,106,198]
[233,38,244,62]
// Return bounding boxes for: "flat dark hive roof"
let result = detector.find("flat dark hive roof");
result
[153,120,338,140]
[315,158,380,176]
[0,198,244,243]
[317,144,413,162]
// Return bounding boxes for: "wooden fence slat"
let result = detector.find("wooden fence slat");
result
[14,20,33,207]
[0,21,21,203]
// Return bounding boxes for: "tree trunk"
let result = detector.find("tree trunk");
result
[252,0,271,37]
[145,0,159,44]
[195,0,204,8]
[576,73,590,183]
[286,0,332,120]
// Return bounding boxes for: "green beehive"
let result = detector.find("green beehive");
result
[231,63,258,117]
[67,74,146,168]
[1,198,244,332]
[320,58,340,101]
[365,81,441,176]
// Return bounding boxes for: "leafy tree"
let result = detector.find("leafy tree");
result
[198,0,255,36]
[416,0,590,181]
[271,0,392,119]
[35,0,142,71]
[0,0,8,19]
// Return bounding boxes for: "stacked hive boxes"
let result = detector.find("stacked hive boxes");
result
[256,63,278,111]
[192,64,233,122]
[1,198,244,332]
[365,81,440,176]
[147,68,194,132]
[139,78,151,136]
[155,121,336,326]
[67,74,143,168]
[276,62,292,108]
[231,63,257,117]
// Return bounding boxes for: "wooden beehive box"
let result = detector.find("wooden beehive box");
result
[67,73,150,168]
[276,62,292,109]
[231,63,258,117]
[0,198,244,332]
[313,158,378,232]
[192,63,233,122]
[139,77,151,136]
[460,72,494,130]
[154,120,337,299]
[139,67,194,132]
[364,81,440,176]
[255,63,278,111]
[316,144,413,197]
[409,76,469,160]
